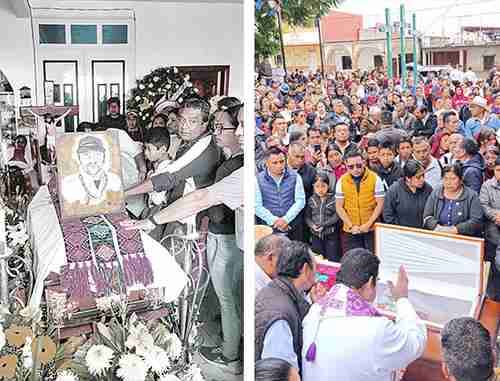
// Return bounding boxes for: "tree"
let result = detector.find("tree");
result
[255,0,341,60]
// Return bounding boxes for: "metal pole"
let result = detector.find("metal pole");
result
[316,15,326,78]
[412,13,418,89]
[400,4,407,89]
[385,8,393,79]
[277,8,288,79]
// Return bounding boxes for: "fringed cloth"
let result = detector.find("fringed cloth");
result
[47,178,153,300]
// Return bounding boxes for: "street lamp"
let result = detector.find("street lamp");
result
[268,0,288,79]
[316,15,326,78]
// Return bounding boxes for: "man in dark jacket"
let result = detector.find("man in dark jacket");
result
[383,160,433,228]
[288,142,316,200]
[374,140,403,192]
[412,105,437,138]
[255,241,318,375]
[98,97,127,132]
[455,138,484,194]
[124,97,223,234]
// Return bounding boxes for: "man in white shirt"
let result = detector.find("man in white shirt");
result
[255,234,290,294]
[302,248,427,381]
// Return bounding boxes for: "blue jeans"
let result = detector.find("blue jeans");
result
[206,232,242,360]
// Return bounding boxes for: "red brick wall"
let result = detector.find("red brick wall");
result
[321,11,363,43]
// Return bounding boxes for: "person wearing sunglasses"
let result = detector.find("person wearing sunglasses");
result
[335,150,385,252]
[383,160,433,228]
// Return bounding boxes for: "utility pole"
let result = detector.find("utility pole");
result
[412,13,418,89]
[316,15,325,78]
[277,8,288,79]
[385,8,393,79]
[400,4,407,89]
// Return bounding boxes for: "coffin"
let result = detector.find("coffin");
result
[374,223,486,331]
[373,223,500,381]
[27,185,188,338]
[315,258,340,291]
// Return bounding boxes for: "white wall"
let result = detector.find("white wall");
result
[134,2,243,98]
[0,0,243,108]
[0,0,36,101]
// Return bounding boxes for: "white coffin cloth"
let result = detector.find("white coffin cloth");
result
[27,185,188,309]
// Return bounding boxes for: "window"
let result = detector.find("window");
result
[102,25,128,44]
[341,56,352,70]
[484,55,495,71]
[39,24,66,44]
[71,25,97,44]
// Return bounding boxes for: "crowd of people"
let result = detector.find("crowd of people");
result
[10,93,245,374]
[254,64,500,381]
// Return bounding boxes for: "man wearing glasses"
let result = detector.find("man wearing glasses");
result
[335,150,385,252]
[123,97,244,374]
[124,97,222,233]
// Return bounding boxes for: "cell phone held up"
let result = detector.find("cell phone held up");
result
[313,144,321,153]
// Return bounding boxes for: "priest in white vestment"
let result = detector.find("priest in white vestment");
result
[302,248,427,381]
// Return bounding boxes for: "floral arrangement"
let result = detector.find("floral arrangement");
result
[68,300,205,381]
[0,304,81,381]
[126,66,199,126]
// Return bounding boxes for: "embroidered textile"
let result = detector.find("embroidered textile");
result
[47,177,153,299]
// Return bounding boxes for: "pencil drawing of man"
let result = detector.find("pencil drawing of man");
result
[61,135,122,206]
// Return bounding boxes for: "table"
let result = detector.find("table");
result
[404,298,500,381]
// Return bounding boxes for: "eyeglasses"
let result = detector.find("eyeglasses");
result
[213,122,237,134]
[346,163,363,170]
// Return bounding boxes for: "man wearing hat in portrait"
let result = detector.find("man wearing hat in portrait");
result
[464,96,500,138]
[61,135,122,206]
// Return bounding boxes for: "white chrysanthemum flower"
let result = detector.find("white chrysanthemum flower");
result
[135,96,141,101]
[148,83,154,88]
[116,354,148,381]
[173,67,178,74]
[159,375,181,381]
[126,323,154,352]
[85,345,114,376]
[8,228,28,246]
[139,84,145,90]
[55,370,79,381]
[194,88,199,93]
[178,97,183,103]
[165,332,183,359]
[166,84,171,90]
[143,345,170,374]
[21,337,32,368]
[153,76,160,82]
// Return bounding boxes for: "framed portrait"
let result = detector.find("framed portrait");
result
[98,84,108,121]
[110,83,120,98]
[53,84,61,104]
[56,131,124,219]
[44,81,54,105]
[63,84,73,106]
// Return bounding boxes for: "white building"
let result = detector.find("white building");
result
[0,0,243,123]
